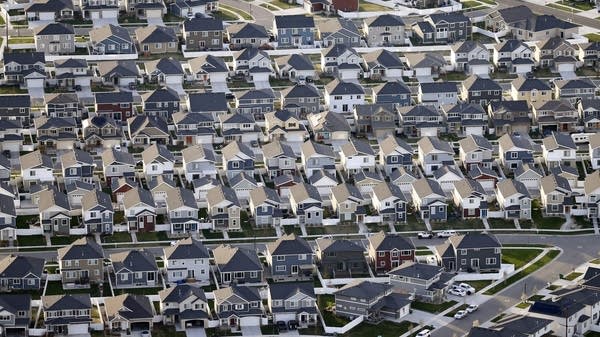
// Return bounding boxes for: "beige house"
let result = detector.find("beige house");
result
[135,25,179,55]
[362,14,405,47]
[510,76,552,104]
[57,237,105,286]
[34,22,75,55]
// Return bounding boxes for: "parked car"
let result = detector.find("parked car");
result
[466,304,479,313]
[276,321,287,331]
[454,310,467,319]
[437,230,457,238]
[416,329,431,337]
[449,287,467,297]
[418,231,434,239]
[288,320,298,330]
[457,283,476,295]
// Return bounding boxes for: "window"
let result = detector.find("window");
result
[460,249,467,255]
[277,255,285,261]
[276,265,286,272]
[486,258,497,265]
[235,304,244,310]
[298,254,306,260]
[378,251,385,257]
[510,152,518,159]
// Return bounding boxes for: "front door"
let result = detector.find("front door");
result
[291,265,298,274]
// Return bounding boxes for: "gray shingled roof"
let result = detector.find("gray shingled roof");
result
[274,14,314,29]
[369,231,414,251]
[336,280,392,299]
[58,237,104,261]
[388,261,443,280]
[269,282,315,300]
[267,233,313,255]
[105,294,154,321]
[0,255,44,278]
[183,17,224,31]
[111,249,158,273]
[213,244,262,272]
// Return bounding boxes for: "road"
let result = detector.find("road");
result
[221,0,274,29]
[498,0,600,30]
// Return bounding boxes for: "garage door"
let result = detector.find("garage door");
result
[520,179,538,189]
[91,11,100,19]
[104,10,118,18]
[68,323,89,335]
[557,63,575,72]
[415,68,431,77]
[240,317,261,327]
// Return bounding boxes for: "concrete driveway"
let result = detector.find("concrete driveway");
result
[210,81,229,93]
[186,327,207,337]
[92,18,118,27]
[559,71,577,80]
[254,80,271,89]
[241,325,261,336]
[147,17,165,25]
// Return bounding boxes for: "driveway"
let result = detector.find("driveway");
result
[416,75,435,83]
[254,80,271,89]
[211,81,230,93]
[92,18,118,27]
[559,71,577,80]
[220,0,273,28]
[241,325,262,336]
[147,17,165,25]
[186,327,207,337]
[28,86,44,100]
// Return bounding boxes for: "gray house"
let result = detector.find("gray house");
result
[213,244,263,285]
[248,186,282,227]
[411,178,448,222]
[317,18,361,48]
[89,24,135,55]
[213,286,262,328]
[0,255,45,291]
[266,234,314,281]
[315,238,368,278]
[378,135,414,174]
[42,294,92,335]
[141,87,181,122]
[81,189,113,235]
[362,14,405,47]
[110,250,159,289]
[436,233,502,272]
[0,294,32,337]
[335,280,410,321]
[221,141,255,180]
[269,282,317,326]
[273,15,315,48]
[226,22,270,50]
[235,89,275,116]
[301,140,336,178]
[34,22,75,55]
[289,183,323,226]
[182,17,224,51]
[60,149,95,186]
[388,262,454,304]
[280,84,321,117]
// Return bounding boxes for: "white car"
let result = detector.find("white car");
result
[458,283,476,295]
[417,231,434,239]
[466,304,479,313]
[436,230,457,238]
[416,329,431,337]
[454,310,468,319]
[449,288,467,296]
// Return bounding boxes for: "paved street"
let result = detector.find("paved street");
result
[498,0,600,30]
[221,0,274,29]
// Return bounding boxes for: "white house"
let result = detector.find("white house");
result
[181,145,218,182]
[141,144,175,181]
[495,179,532,220]
[20,150,55,189]
[417,136,455,176]
[339,138,376,178]
[542,132,577,168]
[163,238,211,284]
[323,79,365,113]
[452,178,487,219]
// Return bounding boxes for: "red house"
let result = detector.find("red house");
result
[111,176,137,204]
[331,0,358,12]
[122,188,156,232]
[368,231,415,273]
[95,91,135,122]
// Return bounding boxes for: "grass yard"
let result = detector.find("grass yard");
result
[515,302,531,309]
[358,0,391,11]
[502,248,543,269]
[16,215,38,229]
[0,15,5,25]
[415,249,433,256]
[411,300,457,314]
[153,325,187,337]
[283,225,302,235]
[461,0,482,9]
[202,229,224,239]
[432,218,484,231]
[439,72,467,81]
[17,235,46,247]
[113,287,164,295]
[136,231,169,242]
[488,218,516,229]
[8,36,34,44]
[564,272,583,281]
[318,294,351,327]
[269,0,299,8]
[532,209,564,230]
[465,280,492,292]
[396,213,428,232]
[557,0,594,10]
[219,4,253,20]
[586,33,600,43]
[343,321,413,337]
[103,232,132,243]
[50,235,83,246]
[546,3,582,12]
[45,281,101,297]
[241,220,277,238]
[485,250,560,295]
[261,325,279,335]
[299,324,325,335]
[213,10,238,21]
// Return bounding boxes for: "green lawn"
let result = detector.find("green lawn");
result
[411,300,457,314]
[17,235,46,247]
[163,13,185,22]
[50,235,83,246]
[488,218,516,229]
[439,72,467,81]
[546,3,582,12]
[0,86,27,94]
[502,248,544,269]
[557,0,594,10]
[118,15,147,23]
[532,209,564,230]
[219,4,253,20]
[45,281,101,297]
[432,219,484,231]
[358,0,391,11]
[16,215,38,229]
[415,249,433,256]
[113,287,164,295]
[212,10,238,21]
[7,37,34,44]
[283,225,303,235]
[515,302,530,309]
[261,325,279,335]
[136,231,169,242]
[396,213,428,232]
[269,0,299,8]
[485,250,560,295]
[586,33,600,42]
[202,229,224,239]
[461,0,482,9]
[103,232,132,243]
[0,15,5,25]
[343,321,413,337]
[152,325,187,337]
[564,272,583,281]
[318,294,351,327]
[465,280,492,292]
[240,215,277,237]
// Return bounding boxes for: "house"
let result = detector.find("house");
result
[0,255,45,291]
[213,245,263,284]
[554,78,597,103]
[39,188,71,236]
[182,17,224,51]
[264,109,310,143]
[81,189,113,235]
[452,178,488,219]
[534,37,578,71]
[188,55,230,88]
[368,231,414,274]
[135,25,178,55]
[266,234,314,281]
[355,171,384,196]
[578,41,600,70]
[276,174,304,197]
[411,178,447,222]
[229,173,259,203]
[508,13,578,41]
[141,87,181,121]
[540,173,573,217]
[280,84,321,118]
[78,0,119,21]
[97,60,140,87]
[181,145,217,182]
[515,163,544,192]
[300,140,335,180]
[34,117,79,150]
[19,150,55,189]
[235,89,275,117]
[492,39,535,74]
[458,134,494,170]
[413,12,471,44]
[550,164,579,188]
[417,136,455,176]
[330,183,366,223]
[309,171,338,198]
[468,165,500,191]
[173,112,216,146]
[585,170,600,219]
[248,186,282,227]
[268,282,317,327]
[145,58,184,88]
[163,238,210,284]
[82,115,123,149]
[213,286,262,328]
[460,75,502,105]
[316,18,361,48]
[335,280,409,320]
[417,82,459,107]
[123,0,165,18]
[110,250,159,289]
[590,133,600,170]
[226,22,270,50]
[262,141,297,179]
[0,294,32,337]
[436,233,501,272]
[450,40,490,75]
[354,103,397,139]
[378,135,414,175]
[101,148,136,185]
[57,237,104,286]
[221,141,255,180]
[316,238,368,277]
[398,105,445,137]
[273,15,315,48]
[192,176,220,203]
[0,95,31,125]
[320,44,362,80]
[159,284,209,328]
[66,181,95,208]
[166,187,200,234]
[42,294,92,336]
[60,149,94,185]
[147,176,176,206]
[274,54,316,82]
[289,183,323,226]
[388,262,453,304]
[433,165,464,193]
[528,294,593,337]
[498,132,536,170]
[488,100,531,136]
[362,50,404,81]
[372,81,412,107]
[510,76,552,103]
[232,47,273,85]
[53,58,91,90]
[122,188,156,232]
[141,144,175,181]
[95,91,135,122]
[542,132,577,168]
[206,185,241,231]
[112,177,138,205]
[187,92,229,118]
[104,294,154,334]
[170,0,217,18]
[372,181,408,224]
[323,79,365,113]
[89,24,135,54]
[440,102,488,136]
[219,113,260,144]
[405,52,446,79]
[26,0,74,22]
[362,14,405,47]
[34,22,75,55]
[468,317,553,337]
[340,138,376,177]
[307,111,351,147]
[579,99,600,132]
[496,178,532,219]
[2,52,45,86]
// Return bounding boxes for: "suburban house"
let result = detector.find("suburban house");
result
[440,102,488,136]
[532,100,579,134]
[340,138,376,178]
[262,141,297,179]
[378,135,414,175]
[330,183,366,223]
[301,140,336,178]
[89,24,135,55]
[371,182,408,225]
[182,17,224,51]
[289,183,324,226]
[368,231,415,274]
[213,245,263,284]
[492,39,534,74]
[458,134,494,170]
[101,148,136,185]
[450,40,490,75]
[417,136,455,176]
[279,84,321,118]
[207,185,241,231]
[417,82,459,108]
[20,150,55,189]
[95,91,135,122]
[496,178,532,219]
[135,25,178,55]
[110,250,159,289]
[540,173,573,217]
[38,188,71,236]
[0,255,45,291]
[316,18,361,48]
[413,12,471,44]
[554,78,597,103]
[510,76,552,103]
[460,75,502,105]
[81,189,113,235]
[273,15,315,48]
[181,144,217,181]
[388,262,453,304]
[372,81,412,107]
[122,188,156,232]
[226,22,270,50]
[498,133,536,170]
[141,144,175,181]
[436,233,502,272]
[362,14,405,47]
[266,234,315,281]
[159,284,209,328]
[353,103,397,138]
[542,132,577,168]
[163,238,210,284]
[0,294,32,337]
[104,294,154,334]
[452,178,488,219]
[165,187,200,234]
[274,53,316,82]
[488,100,531,136]
[323,79,365,113]
[268,282,317,327]
[248,186,282,227]
[315,238,368,277]
[411,178,448,222]
[34,22,75,55]
[221,141,256,180]
[57,237,104,287]
[42,294,92,336]
[213,286,263,328]
[579,99,600,132]
[335,280,410,321]
[307,111,351,147]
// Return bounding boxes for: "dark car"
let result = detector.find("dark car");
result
[287,320,298,330]
[74,85,82,91]
[276,321,287,331]
[225,93,236,100]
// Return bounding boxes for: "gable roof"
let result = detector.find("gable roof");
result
[267,233,312,255]
[135,25,177,44]
[269,282,315,300]
[221,141,255,161]
[412,178,445,198]
[111,249,158,272]
[214,285,261,303]
[226,22,269,38]
[35,22,74,35]
[183,17,224,31]
[418,136,454,154]
[290,183,322,203]
[0,255,44,278]
[281,83,320,98]
[276,53,314,71]
[146,57,184,76]
[373,81,411,96]
[316,238,364,253]
[213,244,262,272]
[164,237,209,260]
[449,233,501,249]
[274,14,314,29]
[336,280,392,299]
[81,189,113,212]
[365,14,404,27]
[43,294,91,311]
[369,231,414,251]
[105,294,154,321]
[160,284,207,303]
[58,237,104,260]
[325,79,364,95]
[379,134,413,155]
[89,24,131,44]
[341,138,375,157]
[388,261,443,280]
